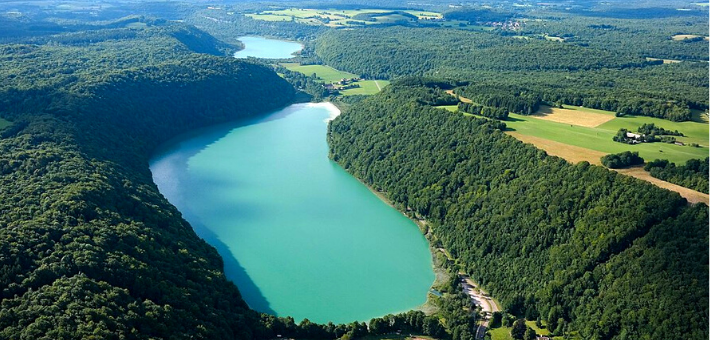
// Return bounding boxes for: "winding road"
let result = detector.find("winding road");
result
[458,273,500,340]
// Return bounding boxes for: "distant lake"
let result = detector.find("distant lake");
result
[150,103,434,324]
[233,36,303,59]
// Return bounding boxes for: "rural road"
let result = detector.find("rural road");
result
[375,80,382,91]
[458,273,500,340]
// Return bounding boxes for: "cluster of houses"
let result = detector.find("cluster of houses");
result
[490,20,522,30]
[324,78,362,92]
[625,131,685,146]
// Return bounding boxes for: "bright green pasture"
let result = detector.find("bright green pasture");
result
[489,327,513,340]
[341,80,390,96]
[505,113,708,164]
[281,63,387,95]
[126,22,148,29]
[249,8,442,27]
[436,105,459,112]
[526,320,550,336]
[356,335,437,340]
[489,322,565,340]
[596,114,708,147]
[246,14,292,21]
[281,63,357,83]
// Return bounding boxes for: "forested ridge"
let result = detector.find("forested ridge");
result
[328,85,708,339]
[316,27,708,121]
[0,22,300,338]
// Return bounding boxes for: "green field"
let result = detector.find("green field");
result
[437,105,459,112]
[281,63,388,96]
[246,7,498,30]
[438,103,708,164]
[596,114,709,147]
[0,118,10,129]
[489,326,513,340]
[489,321,564,340]
[248,8,441,27]
[505,112,708,164]
[126,22,148,29]
[356,335,436,340]
[341,80,390,96]
[281,63,357,83]
[245,13,293,21]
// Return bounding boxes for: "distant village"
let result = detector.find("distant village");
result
[324,77,362,92]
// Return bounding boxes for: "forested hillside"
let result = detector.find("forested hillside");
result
[0,24,296,338]
[328,85,708,340]
[316,27,708,121]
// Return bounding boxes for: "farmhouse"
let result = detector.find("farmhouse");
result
[625,132,642,139]
[625,131,642,144]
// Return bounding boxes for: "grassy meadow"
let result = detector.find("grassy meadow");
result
[489,320,566,340]
[436,103,708,165]
[247,8,452,28]
[281,63,357,83]
[505,111,708,165]
[281,63,388,96]
[0,118,11,130]
[341,80,389,96]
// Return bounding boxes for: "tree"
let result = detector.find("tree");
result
[368,317,388,334]
[525,326,537,340]
[491,311,503,328]
[554,318,566,336]
[511,319,527,340]
[547,306,562,333]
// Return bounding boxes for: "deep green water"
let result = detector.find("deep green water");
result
[233,36,303,59]
[150,103,434,324]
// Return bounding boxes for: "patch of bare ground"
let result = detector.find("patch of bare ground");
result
[614,166,709,204]
[507,131,606,164]
[445,90,471,103]
[531,105,615,127]
[671,34,709,41]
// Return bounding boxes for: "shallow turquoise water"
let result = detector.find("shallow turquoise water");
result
[233,36,303,59]
[150,103,434,324]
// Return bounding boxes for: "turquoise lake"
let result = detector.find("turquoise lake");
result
[233,36,303,59]
[150,103,435,324]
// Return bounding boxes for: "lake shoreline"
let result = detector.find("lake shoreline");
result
[233,36,304,59]
[152,101,434,324]
[327,100,447,315]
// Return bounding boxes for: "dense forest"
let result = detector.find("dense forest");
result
[645,158,709,194]
[316,27,708,121]
[0,1,707,339]
[328,84,708,340]
[518,12,709,61]
[0,23,299,339]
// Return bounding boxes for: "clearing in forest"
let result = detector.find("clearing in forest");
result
[0,118,10,129]
[507,132,709,204]
[531,105,616,128]
[247,8,442,27]
[506,131,606,164]
[281,63,357,83]
[671,34,709,41]
[281,63,388,95]
[445,90,472,103]
[340,80,390,96]
[646,57,682,64]
[444,91,708,163]
[614,166,709,204]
